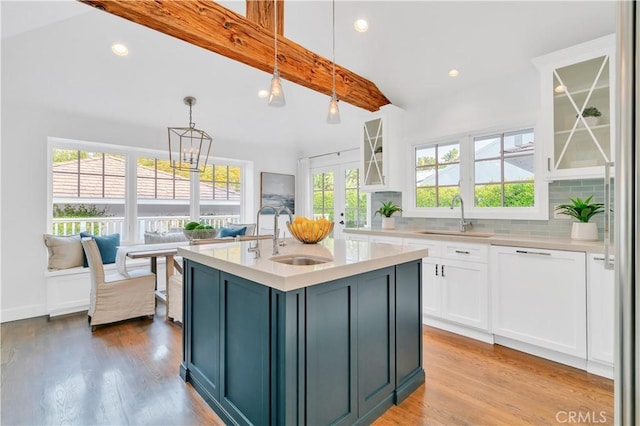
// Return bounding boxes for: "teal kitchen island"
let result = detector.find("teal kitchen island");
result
[177,238,428,426]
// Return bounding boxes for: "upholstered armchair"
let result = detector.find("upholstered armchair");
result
[81,238,156,331]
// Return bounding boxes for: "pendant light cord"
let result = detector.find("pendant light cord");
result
[331,0,336,97]
[274,0,279,73]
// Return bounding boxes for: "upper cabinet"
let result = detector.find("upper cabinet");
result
[533,34,615,180]
[360,104,405,192]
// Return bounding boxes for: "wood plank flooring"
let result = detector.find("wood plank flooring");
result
[1,306,613,425]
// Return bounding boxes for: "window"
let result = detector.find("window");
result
[52,149,125,236]
[410,126,546,220]
[344,168,368,228]
[313,171,334,220]
[415,142,460,208]
[474,129,534,207]
[49,139,249,241]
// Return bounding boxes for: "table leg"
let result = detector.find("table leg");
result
[150,256,158,307]
[165,255,174,321]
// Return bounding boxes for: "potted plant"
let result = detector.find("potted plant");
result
[375,201,402,230]
[577,106,602,127]
[554,195,604,241]
[374,146,383,161]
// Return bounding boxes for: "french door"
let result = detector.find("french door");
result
[311,162,368,240]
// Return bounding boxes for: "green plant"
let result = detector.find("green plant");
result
[578,107,602,118]
[554,195,604,223]
[375,201,402,218]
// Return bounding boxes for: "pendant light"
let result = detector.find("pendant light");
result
[326,0,340,124]
[268,0,285,106]
[168,96,213,173]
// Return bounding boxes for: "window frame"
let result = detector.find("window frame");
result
[405,125,548,221]
[47,137,253,242]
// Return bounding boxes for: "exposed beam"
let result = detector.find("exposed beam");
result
[246,0,283,36]
[79,0,390,112]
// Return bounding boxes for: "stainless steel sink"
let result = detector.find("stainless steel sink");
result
[270,255,332,265]
[413,230,493,238]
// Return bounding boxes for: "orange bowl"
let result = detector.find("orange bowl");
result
[286,221,334,244]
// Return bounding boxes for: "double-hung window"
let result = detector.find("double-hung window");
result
[410,127,546,220]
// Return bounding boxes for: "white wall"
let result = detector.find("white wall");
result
[0,103,297,322]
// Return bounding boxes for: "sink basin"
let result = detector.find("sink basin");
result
[413,230,492,238]
[270,255,332,266]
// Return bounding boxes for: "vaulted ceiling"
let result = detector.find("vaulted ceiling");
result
[1,1,616,155]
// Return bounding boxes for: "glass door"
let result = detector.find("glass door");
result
[311,162,368,240]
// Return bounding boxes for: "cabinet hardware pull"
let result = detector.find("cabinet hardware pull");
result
[435,264,438,276]
[593,257,605,261]
[441,264,445,277]
[455,250,470,254]
[547,157,551,171]
[515,250,551,256]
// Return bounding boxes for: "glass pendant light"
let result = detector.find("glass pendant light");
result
[268,0,285,107]
[326,0,340,124]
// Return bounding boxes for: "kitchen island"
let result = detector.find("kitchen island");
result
[177,238,428,426]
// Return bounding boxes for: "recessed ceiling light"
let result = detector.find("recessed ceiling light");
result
[111,43,129,56]
[354,19,368,33]
[554,85,566,93]
[257,89,269,99]
[448,69,460,78]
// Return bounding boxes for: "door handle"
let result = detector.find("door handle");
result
[339,220,345,225]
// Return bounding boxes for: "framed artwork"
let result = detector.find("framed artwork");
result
[260,172,295,214]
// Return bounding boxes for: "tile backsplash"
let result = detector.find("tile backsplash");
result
[370,179,611,239]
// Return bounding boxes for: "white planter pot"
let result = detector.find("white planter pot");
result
[583,116,600,127]
[571,222,598,241]
[381,217,395,230]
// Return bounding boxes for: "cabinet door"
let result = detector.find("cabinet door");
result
[491,246,587,357]
[440,259,489,331]
[362,117,386,189]
[184,261,221,400]
[534,34,615,180]
[422,257,442,318]
[369,235,402,245]
[306,278,358,426]
[219,273,271,426]
[588,254,614,365]
[343,232,369,242]
[357,268,395,417]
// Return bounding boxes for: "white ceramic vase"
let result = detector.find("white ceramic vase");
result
[571,222,598,241]
[381,217,395,230]
[583,116,600,127]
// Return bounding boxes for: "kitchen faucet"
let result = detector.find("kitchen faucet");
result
[273,206,294,255]
[248,206,276,258]
[450,195,472,232]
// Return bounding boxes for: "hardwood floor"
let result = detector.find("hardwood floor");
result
[1,307,613,425]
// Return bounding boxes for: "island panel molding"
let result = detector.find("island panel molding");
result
[79,0,390,112]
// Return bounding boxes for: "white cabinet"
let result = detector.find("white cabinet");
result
[368,235,402,245]
[343,232,369,243]
[405,238,489,332]
[360,105,404,192]
[533,34,615,180]
[587,253,614,376]
[491,246,586,359]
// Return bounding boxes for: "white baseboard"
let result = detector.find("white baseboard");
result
[587,361,614,379]
[1,303,47,323]
[423,315,495,344]
[494,335,587,370]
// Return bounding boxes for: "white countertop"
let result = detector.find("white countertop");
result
[344,228,608,253]
[177,238,429,292]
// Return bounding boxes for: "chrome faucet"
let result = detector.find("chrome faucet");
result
[450,195,472,232]
[273,206,294,255]
[248,206,276,258]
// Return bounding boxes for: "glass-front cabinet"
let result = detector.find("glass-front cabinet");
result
[360,105,405,192]
[533,34,615,180]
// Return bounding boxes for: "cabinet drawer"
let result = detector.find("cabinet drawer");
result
[369,235,403,245]
[442,242,488,262]
[402,238,441,258]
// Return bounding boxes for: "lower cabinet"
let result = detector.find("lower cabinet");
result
[182,259,424,426]
[587,253,614,377]
[490,246,587,359]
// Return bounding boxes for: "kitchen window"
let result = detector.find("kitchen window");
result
[409,127,547,220]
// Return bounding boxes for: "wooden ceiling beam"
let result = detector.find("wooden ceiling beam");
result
[246,0,283,36]
[79,0,390,112]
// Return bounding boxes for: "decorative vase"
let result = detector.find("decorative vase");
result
[375,152,383,161]
[381,217,395,230]
[571,222,598,241]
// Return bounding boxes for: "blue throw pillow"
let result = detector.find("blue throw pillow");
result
[219,226,247,238]
[80,232,120,266]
